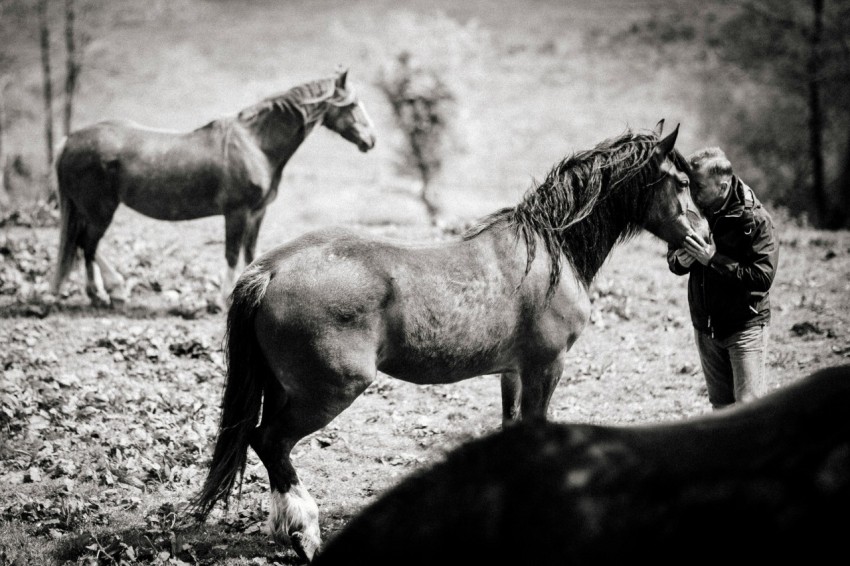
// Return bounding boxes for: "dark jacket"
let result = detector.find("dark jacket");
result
[668,176,779,339]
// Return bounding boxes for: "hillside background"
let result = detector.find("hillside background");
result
[2,0,757,227]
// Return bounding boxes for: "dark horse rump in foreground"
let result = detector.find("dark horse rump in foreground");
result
[312,365,850,566]
[192,122,706,560]
[51,69,376,307]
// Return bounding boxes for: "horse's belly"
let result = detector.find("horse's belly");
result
[120,175,223,220]
[378,331,518,384]
[125,193,221,221]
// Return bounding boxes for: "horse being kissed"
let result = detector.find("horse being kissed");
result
[51,69,376,307]
[192,121,707,561]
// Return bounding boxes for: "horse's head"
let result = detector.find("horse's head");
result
[643,121,709,247]
[322,69,377,153]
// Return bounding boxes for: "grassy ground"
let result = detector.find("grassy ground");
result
[2,1,849,565]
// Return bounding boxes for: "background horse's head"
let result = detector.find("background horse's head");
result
[641,121,708,247]
[322,69,376,153]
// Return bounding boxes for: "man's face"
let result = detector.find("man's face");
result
[691,169,729,213]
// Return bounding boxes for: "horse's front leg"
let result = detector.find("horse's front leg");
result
[222,210,248,307]
[500,371,522,427]
[242,208,267,266]
[519,353,567,420]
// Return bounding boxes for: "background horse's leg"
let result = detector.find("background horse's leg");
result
[519,353,567,420]
[500,371,522,426]
[241,208,266,267]
[84,259,110,307]
[252,336,378,561]
[94,251,128,307]
[222,210,248,305]
[80,217,115,308]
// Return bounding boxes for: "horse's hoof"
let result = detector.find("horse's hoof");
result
[108,289,128,309]
[107,286,129,309]
[87,293,111,309]
[291,531,320,563]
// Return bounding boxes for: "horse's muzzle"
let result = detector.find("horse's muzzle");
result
[358,134,376,153]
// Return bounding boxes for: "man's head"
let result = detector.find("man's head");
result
[688,147,733,214]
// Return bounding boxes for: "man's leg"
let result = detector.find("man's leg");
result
[726,323,768,403]
[694,328,735,409]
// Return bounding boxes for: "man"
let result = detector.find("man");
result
[668,147,779,409]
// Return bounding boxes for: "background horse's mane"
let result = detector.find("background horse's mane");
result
[466,129,690,291]
[237,76,356,127]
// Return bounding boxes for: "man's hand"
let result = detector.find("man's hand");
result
[673,248,696,268]
[683,233,716,266]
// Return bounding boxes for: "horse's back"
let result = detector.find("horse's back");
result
[60,119,184,173]
[251,227,417,330]
[58,118,231,219]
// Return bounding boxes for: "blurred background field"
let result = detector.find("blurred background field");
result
[1,1,849,565]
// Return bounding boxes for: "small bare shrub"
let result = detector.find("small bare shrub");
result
[377,51,455,223]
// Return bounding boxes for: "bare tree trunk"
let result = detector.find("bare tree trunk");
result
[0,80,8,208]
[807,0,828,225]
[835,128,850,229]
[420,178,440,226]
[63,0,78,136]
[38,0,55,202]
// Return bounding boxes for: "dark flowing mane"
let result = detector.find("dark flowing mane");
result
[466,129,689,291]
[236,77,356,128]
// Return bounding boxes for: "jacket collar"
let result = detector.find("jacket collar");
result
[709,175,749,219]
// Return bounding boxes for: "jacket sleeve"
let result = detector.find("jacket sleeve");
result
[667,245,691,276]
[707,211,778,293]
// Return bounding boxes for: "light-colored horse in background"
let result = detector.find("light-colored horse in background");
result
[193,121,707,561]
[51,69,376,307]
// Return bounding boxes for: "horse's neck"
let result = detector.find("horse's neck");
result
[246,105,311,167]
[543,196,629,286]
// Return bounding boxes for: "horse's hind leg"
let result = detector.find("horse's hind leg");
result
[519,353,566,420]
[80,221,115,307]
[95,251,128,307]
[249,386,322,561]
[251,344,377,561]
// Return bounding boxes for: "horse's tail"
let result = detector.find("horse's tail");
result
[192,261,274,519]
[51,138,81,295]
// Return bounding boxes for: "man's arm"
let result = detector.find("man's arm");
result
[667,245,694,275]
[707,214,778,292]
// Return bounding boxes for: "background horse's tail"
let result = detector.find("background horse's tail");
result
[51,138,81,295]
[192,261,274,518]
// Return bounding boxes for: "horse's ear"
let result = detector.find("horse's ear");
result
[654,119,665,136]
[336,68,349,89]
[655,123,679,157]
